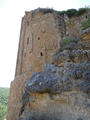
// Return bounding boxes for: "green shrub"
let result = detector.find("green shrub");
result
[58,9,77,17]
[0,105,7,119]
[57,7,90,17]
[61,37,71,45]
[66,9,77,17]
[82,18,90,30]
[0,87,9,120]
[75,8,88,16]
[57,10,66,15]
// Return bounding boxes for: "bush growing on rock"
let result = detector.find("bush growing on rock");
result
[58,7,90,17]
[82,18,90,30]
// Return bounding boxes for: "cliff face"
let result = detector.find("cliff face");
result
[7,8,90,120]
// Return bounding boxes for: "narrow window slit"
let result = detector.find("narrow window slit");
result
[86,15,87,19]
[40,52,43,56]
[38,37,40,40]
[27,37,29,45]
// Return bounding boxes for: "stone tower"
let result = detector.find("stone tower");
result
[7,9,62,120]
[15,9,61,77]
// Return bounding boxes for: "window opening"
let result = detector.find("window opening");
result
[40,52,43,56]
[27,37,29,45]
[38,37,40,40]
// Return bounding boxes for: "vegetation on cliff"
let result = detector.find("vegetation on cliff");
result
[57,7,90,17]
[19,28,90,120]
[35,7,90,17]
[31,7,90,17]
[0,87,9,120]
[82,18,90,30]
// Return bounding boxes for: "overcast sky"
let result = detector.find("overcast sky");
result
[0,0,90,87]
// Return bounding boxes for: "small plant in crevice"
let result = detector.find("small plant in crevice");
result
[60,36,72,50]
[60,37,71,45]
[82,18,90,30]
[60,36,79,51]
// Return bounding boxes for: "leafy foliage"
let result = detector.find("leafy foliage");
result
[76,8,88,16]
[58,7,90,17]
[65,9,77,17]
[0,87,9,120]
[61,37,71,45]
[82,18,90,30]
[60,37,79,50]
[0,105,7,119]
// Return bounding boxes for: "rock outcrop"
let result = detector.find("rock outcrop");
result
[19,63,90,120]
[19,30,90,120]
[7,8,90,120]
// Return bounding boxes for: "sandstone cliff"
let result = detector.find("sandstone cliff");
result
[7,8,90,120]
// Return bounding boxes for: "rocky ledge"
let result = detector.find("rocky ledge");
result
[18,28,90,120]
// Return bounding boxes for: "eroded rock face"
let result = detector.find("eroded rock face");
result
[19,62,90,120]
[19,26,90,120]
[25,62,90,94]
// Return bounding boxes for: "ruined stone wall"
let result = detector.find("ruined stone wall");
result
[7,9,90,120]
[15,11,61,77]
[7,10,62,120]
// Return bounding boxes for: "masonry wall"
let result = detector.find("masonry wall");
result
[7,11,62,120]
[15,11,61,77]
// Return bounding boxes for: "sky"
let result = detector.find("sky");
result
[0,0,90,87]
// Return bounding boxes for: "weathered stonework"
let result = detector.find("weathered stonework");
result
[7,8,90,120]
[7,9,61,120]
[15,11,61,76]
